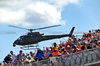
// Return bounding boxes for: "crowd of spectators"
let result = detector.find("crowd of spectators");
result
[2,29,100,66]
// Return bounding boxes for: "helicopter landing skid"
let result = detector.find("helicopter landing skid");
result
[20,44,39,50]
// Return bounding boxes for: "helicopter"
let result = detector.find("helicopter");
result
[9,25,75,47]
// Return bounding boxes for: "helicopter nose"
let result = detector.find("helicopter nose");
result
[13,44,16,47]
[14,40,18,44]
[13,41,17,47]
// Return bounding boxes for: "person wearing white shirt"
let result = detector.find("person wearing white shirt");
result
[10,51,16,63]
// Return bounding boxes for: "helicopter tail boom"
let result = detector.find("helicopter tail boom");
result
[69,27,75,37]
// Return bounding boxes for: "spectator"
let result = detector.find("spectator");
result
[88,30,92,40]
[60,47,65,53]
[26,52,29,57]
[15,50,23,64]
[81,46,85,51]
[67,45,72,54]
[49,54,57,65]
[46,50,52,58]
[81,41,86,50]
[31,57,35,63]
[31,53,36,61]
[71,35,78,46]
[92,32,96,39]
[44,50,47,57]
[42,55,46,60]
[77,42,82,50]
[23,56,28,62]
[98,31,100,40]
[72,45,77,53]
[0,63,2,66]
[65,40,72,50]
[51,43,59,56]
[90,41,97,48]
[27,56,31,63]
[60,43,65,47]
[62,50,69,58]
[56,51,61,56]
[10,51,16,63]
[84,42,89,49]
[94,39,98,45]
[30,51,33,57]
[36,49,44,61]
[22,53,25,60]
[78,39,83,45]
[60,43,65,50]
[97,41,100,48]
[4,53,12,64]
[23,56,29,64]
[95,33,99,39]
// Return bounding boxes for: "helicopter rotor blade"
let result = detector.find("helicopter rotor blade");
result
[8,25,29,31]
[8,24,61,32]
[33,24,61,30]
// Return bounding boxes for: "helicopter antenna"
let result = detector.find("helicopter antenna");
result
[9,24,61,32]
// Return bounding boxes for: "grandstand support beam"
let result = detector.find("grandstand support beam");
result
[82,51,85,66]
[59,56,62,66]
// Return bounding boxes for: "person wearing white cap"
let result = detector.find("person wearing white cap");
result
[67,45,72,54]
[97,41,100,47]
[4,53,12,64]
[67,45,70,48]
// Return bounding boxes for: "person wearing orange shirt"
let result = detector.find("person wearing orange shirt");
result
[77,42,82,50]
[51,43,59,56]
[88,30,92,40]
[95,34,99,39]
[0,63,2,66]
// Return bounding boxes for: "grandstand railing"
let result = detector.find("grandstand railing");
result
[58,48,100,66]
[2,48,100,66]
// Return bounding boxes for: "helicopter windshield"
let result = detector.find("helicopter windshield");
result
[17,37,23,40]
[18,35,27,40]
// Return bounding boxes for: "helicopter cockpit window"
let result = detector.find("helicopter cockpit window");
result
[17,36,24,40]
[18,37,22,40]
[18,37,20,40]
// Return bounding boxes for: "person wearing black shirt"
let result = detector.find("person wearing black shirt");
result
[4,53,12,64]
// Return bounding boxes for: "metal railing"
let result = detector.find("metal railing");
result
[57,48,100,66]
[2,48,100,66]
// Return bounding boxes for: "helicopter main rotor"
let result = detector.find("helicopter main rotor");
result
[9,24,61,32]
